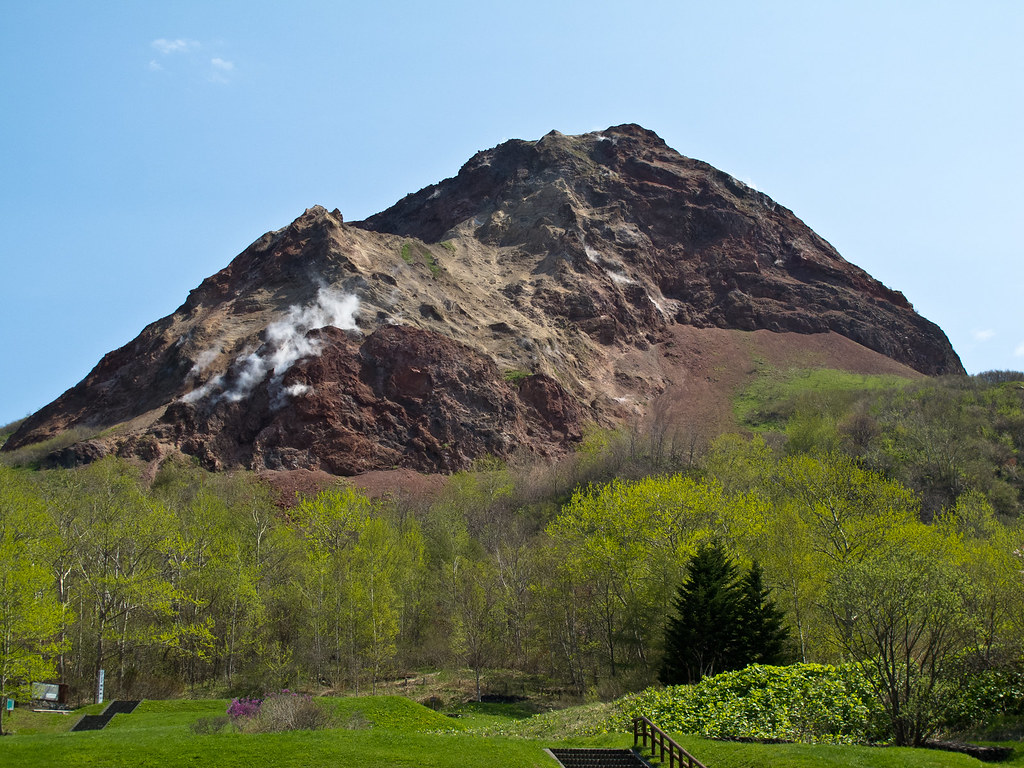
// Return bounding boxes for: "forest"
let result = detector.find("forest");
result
[1,369,1023,745]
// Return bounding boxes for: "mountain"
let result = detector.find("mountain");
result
[3,124,963,477]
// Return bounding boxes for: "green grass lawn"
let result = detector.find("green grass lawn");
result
[1,696,1021,768]
[668,737,1009,768]
[449,699,540,729]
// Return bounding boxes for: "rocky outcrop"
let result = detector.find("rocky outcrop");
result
[360,124,962,376]
[3,125,963,473]
[149,325,583,475]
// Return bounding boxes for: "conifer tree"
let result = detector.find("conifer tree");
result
[660,541,741,684]
[661,546,791,684]
[736,560,790,666]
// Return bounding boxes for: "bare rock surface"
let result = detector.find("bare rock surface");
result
[4,125,962,475]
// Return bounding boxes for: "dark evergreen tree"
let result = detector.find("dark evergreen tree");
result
[661,547,793,685]
[736,560,790,666]
[660,541,742,684]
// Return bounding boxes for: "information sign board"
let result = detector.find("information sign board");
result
[31,682,61,702]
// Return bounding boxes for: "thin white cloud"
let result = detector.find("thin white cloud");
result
[1015,342,1024,358]
[147,39,235,83]
[973,329,995,341]
[151,38,199,55]
[208,57,235,83]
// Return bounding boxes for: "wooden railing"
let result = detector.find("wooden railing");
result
[632,716,707,768]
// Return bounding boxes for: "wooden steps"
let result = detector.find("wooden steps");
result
[549,748,649,768]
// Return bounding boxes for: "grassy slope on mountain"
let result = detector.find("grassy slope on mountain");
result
[732,367,1024,518]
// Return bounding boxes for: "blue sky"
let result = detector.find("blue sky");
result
[2,1,1022,427]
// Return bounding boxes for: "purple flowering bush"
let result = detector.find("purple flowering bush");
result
[228,690,334,733]
[227,697,263,721]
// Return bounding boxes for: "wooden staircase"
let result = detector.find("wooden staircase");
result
[549,748,648,768]
[548,718,707,768]
[632,717,707,768]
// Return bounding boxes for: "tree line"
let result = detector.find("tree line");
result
[2,433,1022,741]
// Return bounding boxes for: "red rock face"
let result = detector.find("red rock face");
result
[3,125,963,474]
[148,326,583,475]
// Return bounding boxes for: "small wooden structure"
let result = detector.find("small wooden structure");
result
[632,716,707,768]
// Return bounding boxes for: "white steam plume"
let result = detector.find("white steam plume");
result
[188,348,219,377]
[607,269,635,285]
[181,374,224,404]
[181,287,359,405]
[283,383,312,398]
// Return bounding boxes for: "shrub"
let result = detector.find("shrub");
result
[942,667,1024,735]
[230,690,335,733]
[0,418,26,446]
[622,663,886,744]
[423,250,441,276]
[398,241,441,276]
[227,696,262,721]
[0,425,102,468]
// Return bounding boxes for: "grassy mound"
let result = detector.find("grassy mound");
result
[0,696,543,768]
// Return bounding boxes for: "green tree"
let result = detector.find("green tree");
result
[291,486,375,687]
[773,452,918,655]
[734,493,817,662]
[220,472,287,690]
[348,517,402,694]
[68,459,175,701]
[291,486,423,693]
[35,469,82,688]
[661,544,792,685]
[546,475,734,683]
[451,558,500,701]
[159,484,236,690]
[736,561,790,666]
[703,434,774,495]
[0,467,64,734]
[829,543,973,746]
[660,542,742,684]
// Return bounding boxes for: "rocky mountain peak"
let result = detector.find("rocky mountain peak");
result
[4,125,963,479]
[359,125,955,375]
